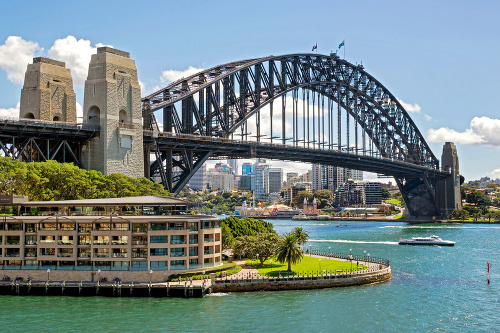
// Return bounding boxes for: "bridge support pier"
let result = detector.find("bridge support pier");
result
[439,142,461,217]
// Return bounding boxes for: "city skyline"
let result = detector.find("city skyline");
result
[1,1,500,183]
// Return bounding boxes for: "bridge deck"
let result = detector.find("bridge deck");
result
[145,132,449,179]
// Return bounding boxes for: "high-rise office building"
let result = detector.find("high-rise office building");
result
[254,162,269,201]
[347,169,363,181]
[189,164,207,191]
[227,159,238,175]
[286,172,299,188]
[242,163,254,175]
[268,168,283,194]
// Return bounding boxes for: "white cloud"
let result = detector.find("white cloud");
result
[427,116,500,146]
[160,66,204,84]
[0,36,43,84]
[489,167,500,179]
[397,98,421,114]
[0,103,20,119]
[48,36,112,86]
[76,102,83,119]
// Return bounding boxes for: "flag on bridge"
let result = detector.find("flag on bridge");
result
[338,40,345,49]
[312,43,317,51]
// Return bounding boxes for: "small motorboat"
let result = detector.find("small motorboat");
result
[398,235,455,246]
[336,224,348,227]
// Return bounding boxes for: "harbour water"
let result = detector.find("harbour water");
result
[1,220,498,332]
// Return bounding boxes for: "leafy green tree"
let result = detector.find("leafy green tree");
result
[381,188,391,199]
[291,191,314,208]
[292,227,309,247]
[221,223,235,250]
[485,210,495,222]
[448,209,469,221]
[254,233,280,264]
[220,217,276,240]
[276,233,303,272]
[313,189,333,209]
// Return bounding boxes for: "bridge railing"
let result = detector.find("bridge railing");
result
[0,117,100,131]
[143,130,447,172]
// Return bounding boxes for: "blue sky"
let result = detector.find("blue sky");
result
[1,0,499,181]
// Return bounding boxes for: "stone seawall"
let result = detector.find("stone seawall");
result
[212,267,391,292]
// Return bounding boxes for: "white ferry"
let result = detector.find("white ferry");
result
[398,235,455,246]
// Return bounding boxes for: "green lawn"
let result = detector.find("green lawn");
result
[245,256,366,277]
[386,199,402,206]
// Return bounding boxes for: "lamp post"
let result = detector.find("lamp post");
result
[318,259,321,274]
[150,270,153,284]
[97,269,101,283]
[328,246,331,255]
[350,248,353,271]
[47,269,50,282]
[256,253,259,265]
[367,253,370,269]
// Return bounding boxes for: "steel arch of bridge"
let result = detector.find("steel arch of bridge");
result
[142,53,448,217]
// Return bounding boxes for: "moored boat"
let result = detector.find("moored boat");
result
[398,235,455,246]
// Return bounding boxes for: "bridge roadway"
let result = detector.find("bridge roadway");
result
[0,118,99,140]
[144,131,449,179]
[0,118,448,180]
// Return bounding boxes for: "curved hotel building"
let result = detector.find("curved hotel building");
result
[0,196,221,281]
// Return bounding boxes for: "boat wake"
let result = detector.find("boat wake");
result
[309,239,399,245]
[206,292,229,297]
[379,225,500,229]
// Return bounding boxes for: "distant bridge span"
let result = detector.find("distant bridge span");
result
[142,53,457,217]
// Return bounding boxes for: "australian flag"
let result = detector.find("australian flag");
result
[312,43,317,51]
[338,40,345,49]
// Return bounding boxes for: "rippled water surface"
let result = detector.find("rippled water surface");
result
[1,220,498,332]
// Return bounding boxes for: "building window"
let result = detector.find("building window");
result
[189,247,198,256]
[169,222,185,230]
[170,235,186,245]
[93,236,109,245]
[6,236,20,245]
[25,235,37,245]
[78,223,92,233]
[150,261,168,269]
[112,249,127,258]
[25,249,37,257]
[112,223,129,231]
[132,236,147,245]
[39,248,55,256]
[7,223,22,231]
[79,236,91,245]
[150,223,167,231]
[93,248,109,258]
[150,248,168,256]
[94,223,110,231]
[40,235,55,244]
[170,260,186,270]
[187,222,198,231]
[41,223,57,230]
[112,236,128,245]
[189,235,198,244]
[132,248,147,258]
[150,236,167,244]
[78,249,91,258]
[132,223,147,233]
[25,223,38,233]
[170,248,186,257]
[59,223,74,231]
[58,235,73,245]
[58,248,74,258]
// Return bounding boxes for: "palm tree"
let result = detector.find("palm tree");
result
[276,233,303,272]
[292,227,309,247]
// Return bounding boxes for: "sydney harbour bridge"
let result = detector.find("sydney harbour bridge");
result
[0,52,460,218]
